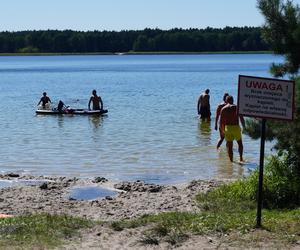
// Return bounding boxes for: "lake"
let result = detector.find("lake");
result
[0,54,282,184]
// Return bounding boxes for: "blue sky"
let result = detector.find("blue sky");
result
[1,0,300,31]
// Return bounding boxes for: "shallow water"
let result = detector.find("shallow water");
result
[0,179,49,189]
[0,54,281,184]
[69,186,118,200]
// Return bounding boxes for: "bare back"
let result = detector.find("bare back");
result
[216,102,227,118]
[199,93,210,107]
[220,104,239,126]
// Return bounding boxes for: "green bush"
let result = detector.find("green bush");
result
[261,154,300,208]
[197,153,300,209]
[196,178,257,213]
[18,46,39,53]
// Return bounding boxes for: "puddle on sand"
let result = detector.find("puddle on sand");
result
[69,186,118,201]
[0,180,13,189]
[0,180,50,189]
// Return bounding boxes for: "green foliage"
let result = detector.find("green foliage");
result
[0,213,94,249]
[262,154,300,208]
[196,180,257,212]
[244,119,276,140]
[18,46,39,53]
[199,155,300,209]
[258,0,300,76]
[0,27,270,53]
[110,214,157,231]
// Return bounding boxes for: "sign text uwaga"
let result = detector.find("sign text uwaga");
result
[238,75,295,120]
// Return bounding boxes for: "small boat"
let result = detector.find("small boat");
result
[36,108,108,115]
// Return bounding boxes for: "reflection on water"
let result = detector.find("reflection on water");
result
[0,180,51,189]
[198,119,211,146]
[215,148,244,178]
[57,116,64,128]
[89,115,104,130]
[69,186,117,200]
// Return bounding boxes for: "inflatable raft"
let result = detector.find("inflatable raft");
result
[36,108,108,115]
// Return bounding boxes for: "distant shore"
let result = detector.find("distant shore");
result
[0,51,272,56]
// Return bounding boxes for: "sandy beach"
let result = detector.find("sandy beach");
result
[0,173,223,248]
[0,173,298,249]
[0,173,224,220]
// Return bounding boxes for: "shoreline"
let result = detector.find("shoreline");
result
[0,51,273,56]
[0,169,239,187]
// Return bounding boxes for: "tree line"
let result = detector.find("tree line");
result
[0,27,270,53]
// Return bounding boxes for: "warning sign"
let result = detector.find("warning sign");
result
[238,75,295,120]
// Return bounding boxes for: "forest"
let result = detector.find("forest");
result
[0,26,270,53]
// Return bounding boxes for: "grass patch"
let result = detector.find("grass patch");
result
[139,233,160,245]
[111,180,300,247]
[0,213,94,249]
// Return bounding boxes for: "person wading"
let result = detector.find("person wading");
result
[88,89,103,110]
[197,89,211,121]
[215,93,229,149]
[220,95,245,162]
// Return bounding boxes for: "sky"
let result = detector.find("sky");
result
[1,0,300,31]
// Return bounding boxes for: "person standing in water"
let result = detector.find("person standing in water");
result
[220,95,245,162]
[88,89,103,110]
[197,89,211,121]
[215,93,229,149]
[37,92,51,109]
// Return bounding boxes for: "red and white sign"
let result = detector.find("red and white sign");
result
[238,75,295,120]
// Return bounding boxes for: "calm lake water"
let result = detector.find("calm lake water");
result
[0,54,282,184]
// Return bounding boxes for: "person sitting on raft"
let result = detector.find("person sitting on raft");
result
[88,89,103,110]
[57,100,66,113]
[37,92,51,109]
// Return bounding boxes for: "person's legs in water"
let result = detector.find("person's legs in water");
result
[226,141,233,162]
[224,125,234,161]
[217,137,224,149]
[237,139,244,162]
[217,128,225,149]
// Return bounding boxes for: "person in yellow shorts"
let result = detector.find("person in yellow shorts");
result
[224,125,241,142]
[220,95,245,162]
